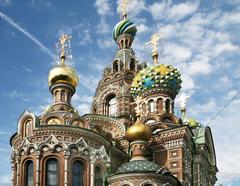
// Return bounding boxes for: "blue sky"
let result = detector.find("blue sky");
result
[0,0,240,185]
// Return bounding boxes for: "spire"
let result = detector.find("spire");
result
[146,33,161,65]
[56,34,72,65]
[120,0,129,20]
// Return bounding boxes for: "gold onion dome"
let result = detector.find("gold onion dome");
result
[131,64,182,98]
[48,63,78,88]
[126,118,152,142]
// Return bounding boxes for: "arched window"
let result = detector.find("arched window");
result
[130,60,135,71]
[157,98,163,113]
[94,166,103,186]
[106,95,117,117]
[113,61,118,72]
[72,160,84,186]
[166,99,170,112]
[25,120,32,137]
[46,158,58,186]
[25,160,34,186]
[149,100,155,113]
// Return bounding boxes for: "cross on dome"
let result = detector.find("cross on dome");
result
[56,34,72,64]
[120,0,130,19]
[146,33,162,64]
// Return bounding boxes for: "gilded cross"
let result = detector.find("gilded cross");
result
[57,34,71,64]
[178,93,190,110]
[146,33,161,53]
[120,0,129,19]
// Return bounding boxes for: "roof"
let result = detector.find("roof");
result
[115,160,160,174]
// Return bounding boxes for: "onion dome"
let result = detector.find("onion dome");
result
[48,64,78,88]
[131,64,182,98]
[113,19,137,41]
[125,118,152,142]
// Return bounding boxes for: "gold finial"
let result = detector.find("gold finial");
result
[56,34,72,65]
[120,0,129,19]
[146,33,161,65]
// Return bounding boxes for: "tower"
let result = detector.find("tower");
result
[91,2,146,126]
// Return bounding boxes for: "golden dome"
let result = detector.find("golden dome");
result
[126,118,152,142]
[48,64,78,88]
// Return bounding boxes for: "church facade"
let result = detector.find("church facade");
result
[10,3,218,186]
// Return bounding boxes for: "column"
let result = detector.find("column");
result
[64,150,70,186]
[16,155,20,186]
[10,158,15,186]
[90,156,96,186]
[35,150,41,186]
[163,98,166,112]
[153,99,157,112]
[170,100,173,113]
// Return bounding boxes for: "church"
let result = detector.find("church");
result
[9,1,218,186]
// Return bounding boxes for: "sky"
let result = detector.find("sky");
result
[0,0,240,185]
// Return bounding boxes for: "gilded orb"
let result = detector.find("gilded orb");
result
[48,64,78,88]
[126,118,152,142]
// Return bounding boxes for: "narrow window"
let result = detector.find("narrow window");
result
[94,166,103,186]
[149,100,155,113]
[72,160,84,186]
[107,95,117,117]
[46,158,58,186]
[25,160,34,186]
[130,60,135,71]
[113,61,118,72]
[166,99,170,112]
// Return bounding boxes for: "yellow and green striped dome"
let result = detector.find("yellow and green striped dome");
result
[131,64,182,97]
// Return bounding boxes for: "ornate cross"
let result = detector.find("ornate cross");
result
[178,93,190,110]
[146,33,161,54]
[120,0,129,19]
[56,34,72,64]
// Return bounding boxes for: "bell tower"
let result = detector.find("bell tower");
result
[91,0,146,126]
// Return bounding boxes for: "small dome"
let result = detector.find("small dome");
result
[131,64,182,97]
[113,19,137,41]
[126,118,152,142]
[48,64,78,88]
[115,160,160,174]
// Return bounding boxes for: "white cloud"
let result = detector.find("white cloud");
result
[149,1,199,21]
[168,2,199,21]
[95,0,111,16]
[213,42,238,56]
[163,43,192,62]
[117,0,147,18]
[97,38,115,49]
[0,174,11,184]
[188,57,212,75]
[78,29,93,45]
[79,74,99,92]
[137,23,150,34]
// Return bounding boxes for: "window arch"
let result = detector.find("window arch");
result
[148,100,155,113]
[106,95,117,117]
[94,166,103,186]
[157,98,163,113]
[72,160,84,186]
[46,158,58,186]
[25,160,34,186]
[166,99,170,112]
[130,60,135,71]
[25,120,33,137]
[113,61,119,72]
